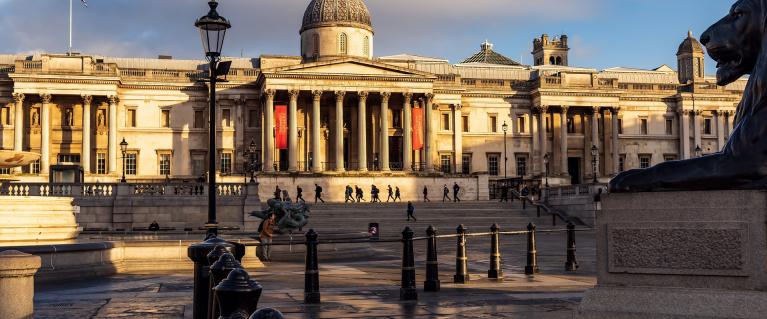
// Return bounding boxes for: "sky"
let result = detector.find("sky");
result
[0,0,734,74]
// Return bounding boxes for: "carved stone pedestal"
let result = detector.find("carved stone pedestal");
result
[577,190,767,319]
[0,250,41,319]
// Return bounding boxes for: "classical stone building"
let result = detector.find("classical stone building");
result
[0,0,746,188]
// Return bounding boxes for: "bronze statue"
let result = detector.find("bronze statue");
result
[611,0,767,192]
[251,198,309,233]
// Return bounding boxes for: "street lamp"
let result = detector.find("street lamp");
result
[247,139,257,183]
[591,145,598,184]
[120,138,128,183]
[195,0,231,236]
[502,121,508,180]
[694,145,702,158]
[543,153,550,188]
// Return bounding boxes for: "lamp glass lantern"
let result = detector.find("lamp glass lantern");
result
[501,121,508,132]
[543,153,550,188]
[591,145,598,183]
[195,0,231,61]
[119,138,128,183]
[248,140,257,154]
[694,145,703,158]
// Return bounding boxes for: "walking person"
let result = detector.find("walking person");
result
[499,185,509,202]
[274,186,282,200]
[386,185,395,202]
[296,186,305,203]
[315,184,325,203]
[406,201,417,222]
[423,186,430,202]
[259,214,276,262]
[345,185,353,203]
[453,182,461,202]
[371,185,379,203]
[442,185,451,202]
[356,186,365,202]
[394,187,401,202]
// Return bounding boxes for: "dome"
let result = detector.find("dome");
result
[301,0,373,34]
[677,30,704,56]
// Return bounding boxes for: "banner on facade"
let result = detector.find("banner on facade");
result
[412,108,424,150]
[275,105,288,149]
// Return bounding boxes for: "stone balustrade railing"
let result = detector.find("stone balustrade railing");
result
[0,182,249,198]
[544,183,607,199]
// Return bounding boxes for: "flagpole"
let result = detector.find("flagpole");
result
[69,0,72,54]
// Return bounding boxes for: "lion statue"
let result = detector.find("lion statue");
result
[611,0,767,192]
[251,198,310,233]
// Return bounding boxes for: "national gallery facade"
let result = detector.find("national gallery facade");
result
[0,0,745,186]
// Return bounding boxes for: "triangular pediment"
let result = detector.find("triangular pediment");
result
[262,57,435,78]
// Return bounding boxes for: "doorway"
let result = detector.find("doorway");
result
[389,136,403,170]
[568,157,581,185]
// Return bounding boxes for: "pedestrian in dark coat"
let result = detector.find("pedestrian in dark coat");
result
[442,185,451,202]
[406,202,417,222]
[453,182,461,202]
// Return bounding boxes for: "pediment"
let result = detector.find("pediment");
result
[263,57,434,78]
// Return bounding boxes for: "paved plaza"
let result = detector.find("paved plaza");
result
[34,201,596,318]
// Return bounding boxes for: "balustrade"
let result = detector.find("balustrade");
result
[0,182,248,198]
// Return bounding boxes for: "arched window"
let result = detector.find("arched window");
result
[339,33,348,55]
[363,36,370,56]
[313,34,320,57]
[555,57,562,65]
[549,56,555,65]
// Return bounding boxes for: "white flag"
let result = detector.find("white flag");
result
[81,0,88,7]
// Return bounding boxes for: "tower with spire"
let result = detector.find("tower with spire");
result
[677,30,705,84]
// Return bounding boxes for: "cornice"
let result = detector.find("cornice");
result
[261,73,433,83]
[12,77,120,85]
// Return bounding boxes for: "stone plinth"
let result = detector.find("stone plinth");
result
[0,196,79,242]
[0,250,41,319]
[577,190,767,318]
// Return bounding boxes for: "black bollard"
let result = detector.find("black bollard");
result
[207,245,236,319]
[454,224,470,284]
[565,222,579,271]
[488,224,503,280]
[210,253,243,319]
[188,235,238,319]
[400,227,418,301]
[304,229,321,304]
[524,223,539,275]
[424,225,440,292]
[249,308,285,319]
[214,268,263,319]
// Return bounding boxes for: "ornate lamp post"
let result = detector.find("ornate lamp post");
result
[591,145,598,184]
[120,138,128,183]
[247,139,257,183]
[543,153,550,188]
[694,145,703,158]
[502,121,508,180]
[195,0,231,236]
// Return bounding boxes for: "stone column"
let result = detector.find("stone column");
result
[379,92,391,171]
[424,93,435,173]
[402,93,413,172]
[680,109,691,159]
[81,95,93,173]
[40,94,52,174]
[716,111,726,151]
[453,104,463,174]
[591,107,600,179]
[288,89,299,172]
[357,91,369,172]
[539,106,549,172]
[311,90,323,173]
[611,108,620,175]
[559,106,569,176]
[263,89,275,173]
[233,96,246,171]
[0,250,41,319]
[530,109,539,175]
[334,91,345,172]
[12,93,24,158]
[693,110,702,155]
[108,96,118,174]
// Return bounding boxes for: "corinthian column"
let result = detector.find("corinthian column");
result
[453,104,463,174]
[334,91,345,172]
[379,92,391,171]
[81,95,93,173]
[591,107,600,179]
[538,106,549,171]
[288,89,299,172]
[611,107,621,174]
[559,106,569,176]
[311,90,323,173]
[716,110,726,151]
[108,96,118,174]
[263,90,275,173]
[12,93,24,153]
[402,93,413,172]
[424,93,434,173]
[357,91,369,172]
[679,109,691,159]
[40,94,52,174]
[693,110,702,155]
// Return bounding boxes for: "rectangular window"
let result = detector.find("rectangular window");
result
[220,152,232,175]
[567,117,575,134]
[546,115,551,133]
[442,113,450,131]
[665,118,674,135]
[617,119,624,134]
[0,168,10,175]
[489,115,498,133]
[516,155,528,177]
[392,110,402,128]
[125,152,137,175]
[248,109,258,128]
[222,109,231,127]
[487,154,499,176]
[440,154,451,173]
[30,160,40,175]
[639,154,651,169]
[640,118,648,135]
[462,154,471,174]
[664,154,678,162]
[159,153,171,176]
[1,107,10,126]
[191,153,206,177]
[161,109,170,128]
[96,152,107,174]
[57,154,81,164]
[194,110,205,129]
[462,116,469,133]
[704,118,713,135]
[126,109,137,128]
[517,116,526,134]
[619,154,626,172]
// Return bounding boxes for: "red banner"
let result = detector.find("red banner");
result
[412,108,424,150]
[275,105,288,150]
